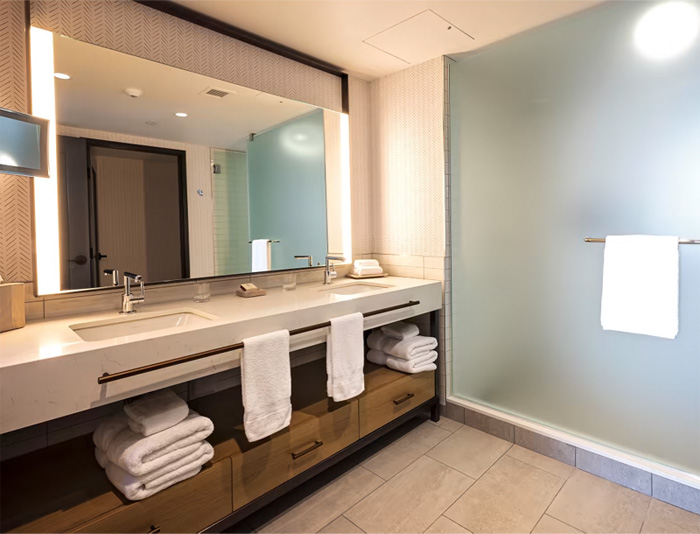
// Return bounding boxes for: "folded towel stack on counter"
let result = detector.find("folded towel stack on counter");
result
[93,389,214,501]
[366,322,438,374]
[352,259,384,277]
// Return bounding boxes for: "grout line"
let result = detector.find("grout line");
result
[534,476,571,533]
[341,514,366,534]
[638,497,654,534]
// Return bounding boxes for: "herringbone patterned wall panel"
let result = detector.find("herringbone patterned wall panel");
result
[0,0,33,282]
[30,0,342,112]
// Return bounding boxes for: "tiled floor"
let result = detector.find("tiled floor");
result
[234,417,700,534]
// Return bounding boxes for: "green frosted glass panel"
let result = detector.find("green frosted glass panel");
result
[248,109,328,270]
[450,1,700,475]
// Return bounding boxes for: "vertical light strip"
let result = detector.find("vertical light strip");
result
[340,113,352,263]
[30,27,60,294]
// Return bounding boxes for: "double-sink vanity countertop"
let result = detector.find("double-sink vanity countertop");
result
[0,277,442,434]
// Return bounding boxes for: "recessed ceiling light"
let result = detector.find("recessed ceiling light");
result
[175,112,188,117]
[54,72,70,80]
[634,1,699,60]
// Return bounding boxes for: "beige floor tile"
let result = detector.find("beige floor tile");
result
[258,466,383,533]
[445,455,564,533]
[435,418,464,433]
[641,499,700,533]
[346,456,475,533]
[362,421,452,479]
[507,445,575,479]
[426,425,512,478]
[425,515,472,533]
[319,516,366,533]
[547,469,651,533]
[532,515,582,534]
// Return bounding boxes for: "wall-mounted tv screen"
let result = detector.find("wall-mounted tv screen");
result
[0,107,49,178]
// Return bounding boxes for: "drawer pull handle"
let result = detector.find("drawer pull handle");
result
[393,392,415,405]
[291,440,324,460]
[148,526,161,534]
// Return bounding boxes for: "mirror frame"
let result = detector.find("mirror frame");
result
[29,26,352,296]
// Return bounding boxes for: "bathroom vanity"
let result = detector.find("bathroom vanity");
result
[0,277,442,532]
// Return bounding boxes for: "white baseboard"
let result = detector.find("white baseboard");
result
[447,395,700,491]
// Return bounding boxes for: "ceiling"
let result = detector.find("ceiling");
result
[54,34,319,151]
[172,0,603,80]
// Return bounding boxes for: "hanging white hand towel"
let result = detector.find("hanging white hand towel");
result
[600,235,679,339]
[124,389,189,436]
[241,330,292,442]
[327,313,365,402]
[251,239,271,272]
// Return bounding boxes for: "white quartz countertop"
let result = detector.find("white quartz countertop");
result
[0,277,442,433]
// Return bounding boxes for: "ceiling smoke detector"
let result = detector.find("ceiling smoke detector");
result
[125,88,143,98]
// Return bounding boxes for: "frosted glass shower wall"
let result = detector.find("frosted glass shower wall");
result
[450,1,700,475]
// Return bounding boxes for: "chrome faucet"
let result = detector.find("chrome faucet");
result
[121,272,145,314]
[294,255,313,267]
[103,269,119,287]
[324,255,345,284]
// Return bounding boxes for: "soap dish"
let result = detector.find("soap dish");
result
[346,273,389,280]
[236,288,267,298]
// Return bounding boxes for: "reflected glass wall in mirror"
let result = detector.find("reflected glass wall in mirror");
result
[50,33,336,291]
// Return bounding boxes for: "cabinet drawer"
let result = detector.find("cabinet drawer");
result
[232,400,358,509]
[359,370,435,437]
[74,458,232,533]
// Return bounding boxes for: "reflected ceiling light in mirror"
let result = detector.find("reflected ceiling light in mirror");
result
[53,72,70,80]
[31,26,61,295]
[175,112,188,117]
[634,1,699,60]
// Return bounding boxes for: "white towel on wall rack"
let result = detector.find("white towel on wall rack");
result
[600,235,679,339]
[251,239,271,272]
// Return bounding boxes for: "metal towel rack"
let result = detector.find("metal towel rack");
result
[584,237,700,245]
[97,300,420,384]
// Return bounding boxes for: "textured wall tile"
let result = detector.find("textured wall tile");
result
[575,448,651,495]
[441,401,465,424]
[652,474,700,515]
[370,57,445,258]
[349,77,372,258]
[515,427,576,466]
[464,407,515,442]
[30,0,342,112]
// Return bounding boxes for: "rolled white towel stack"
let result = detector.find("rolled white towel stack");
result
[352,259,384,277]
[93,389,214,501]
[366,322,438,374]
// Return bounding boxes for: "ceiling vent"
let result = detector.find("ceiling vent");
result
[200,87,231,98]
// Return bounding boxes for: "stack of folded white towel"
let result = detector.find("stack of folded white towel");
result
[93,389,214,501]
[352,259,384,277]
[366,322,438,374]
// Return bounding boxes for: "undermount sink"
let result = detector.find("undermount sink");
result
[70,309,216,342]
[322,282,390,295]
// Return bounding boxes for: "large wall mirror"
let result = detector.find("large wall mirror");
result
[30,28,350,294]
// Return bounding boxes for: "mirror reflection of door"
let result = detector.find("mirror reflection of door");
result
[57,138,189,289]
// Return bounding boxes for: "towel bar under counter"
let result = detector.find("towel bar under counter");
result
[97,300,420,384]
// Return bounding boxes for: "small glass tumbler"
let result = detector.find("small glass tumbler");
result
[282,272,297,291]
[194,281,211,302]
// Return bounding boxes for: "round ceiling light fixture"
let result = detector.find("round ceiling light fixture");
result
[634,1,699,60]
[175,112,188,117]
[53,72,71,80]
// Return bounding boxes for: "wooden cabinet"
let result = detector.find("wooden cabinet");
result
[359,364,435,437]
[74,459,232,533]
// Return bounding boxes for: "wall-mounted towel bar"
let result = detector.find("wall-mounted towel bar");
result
[248,240,280,244]
[97,300,421,384]
[584,237,700,245]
